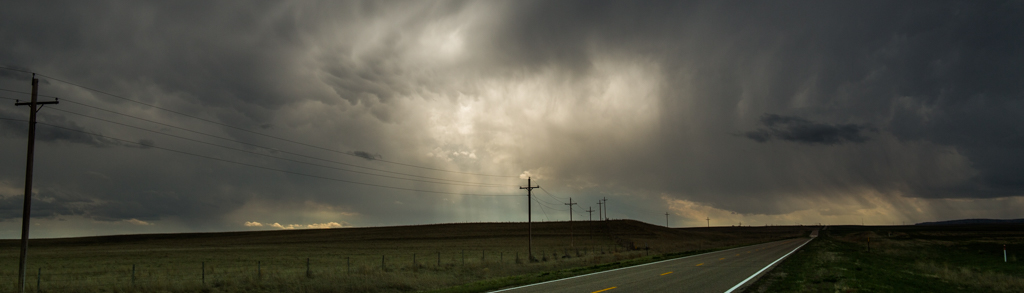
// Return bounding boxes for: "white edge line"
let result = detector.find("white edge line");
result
[488,238,805,293]
[722,237,815,293]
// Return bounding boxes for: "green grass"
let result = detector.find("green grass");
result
[744,225,1024,293]
[0,220,813,292]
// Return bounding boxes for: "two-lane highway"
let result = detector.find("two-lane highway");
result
[493,231,816,293]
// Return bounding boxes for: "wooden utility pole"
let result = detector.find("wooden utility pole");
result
[665,212,670,227]
[596,201,603,221]
[586,207,594,221]
[602,197,608,220]
[520,177,539,261]
[565,198,577,248]
[706,217,710,227]
[14,74,58,293]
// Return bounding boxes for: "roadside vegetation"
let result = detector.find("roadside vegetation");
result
[0,220,810,293]
[744,225,1024,293]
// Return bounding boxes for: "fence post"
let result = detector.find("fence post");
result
[202,262,205,285]
[36,268,40,293]
[131,264,135,287]
[382,255,385,272]
[306,258,311,278]
[413,253,417,269]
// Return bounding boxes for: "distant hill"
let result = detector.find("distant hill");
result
[916,218,1024,226]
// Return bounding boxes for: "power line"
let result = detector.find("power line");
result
[43,97,514,187]
[537,188,586,217]
[0,88,57,98]
[0,117,27,123]
[48,108,509,188]
[574,208,587,217]
[0,65,33,75]
[531,196,551,222]
[0,68,518,178]
[533,196,568,212]
[33,121,518,197]
[538,187,566,202]
[532,194,565,208]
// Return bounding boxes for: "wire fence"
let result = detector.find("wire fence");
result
[2,247,653,292]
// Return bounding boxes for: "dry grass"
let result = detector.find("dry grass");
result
[746,224,1024,293]
[0,220,812,292]
[914,261,1024,292]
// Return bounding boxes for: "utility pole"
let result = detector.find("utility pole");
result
[565,197,577,248]
[596,201,603,221]
[14,74,58,293]
[586,207,594,221]
[706,217,710,228]
[520,177,539,262]
[602,197,608,220]
[665,212,670,227]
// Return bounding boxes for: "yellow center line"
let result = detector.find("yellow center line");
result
[661,271,673,276]
[696,263,704,266]
[735,254,740,256]
[719,258,725,260]
[592,287,617,293]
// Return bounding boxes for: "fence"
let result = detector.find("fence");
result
[4,247,652,292]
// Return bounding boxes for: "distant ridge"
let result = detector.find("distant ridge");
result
[916,218,1024,226]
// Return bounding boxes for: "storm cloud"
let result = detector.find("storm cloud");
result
[744,114,876,145]
[0,1,1022,238]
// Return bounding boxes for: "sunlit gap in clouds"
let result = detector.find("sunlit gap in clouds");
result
[664,191,1024,227]
[419,56,664,203]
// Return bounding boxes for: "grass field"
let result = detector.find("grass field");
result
[743,224,1024,293]
[0,220,812,293]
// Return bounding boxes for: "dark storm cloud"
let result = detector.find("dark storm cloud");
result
[479,1,1024,209]
[1,0,1023,236]
[743,114,876,145]
[0,110,114,147]
[351,151,381,160]
[0,197,75,220]
[0,188,96,220]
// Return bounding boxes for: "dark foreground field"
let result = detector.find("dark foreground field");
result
[744,224,1024,292]
[0,220,812,293]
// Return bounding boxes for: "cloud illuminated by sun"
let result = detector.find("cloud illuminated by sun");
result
[244,221,348,229]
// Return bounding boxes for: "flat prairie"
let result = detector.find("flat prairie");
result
[744,224,1024,293]
[0,220,813,292]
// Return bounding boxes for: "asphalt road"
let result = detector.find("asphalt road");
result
[493,231,817,293]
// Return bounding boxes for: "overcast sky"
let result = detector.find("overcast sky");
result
[1,1,1022,238]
